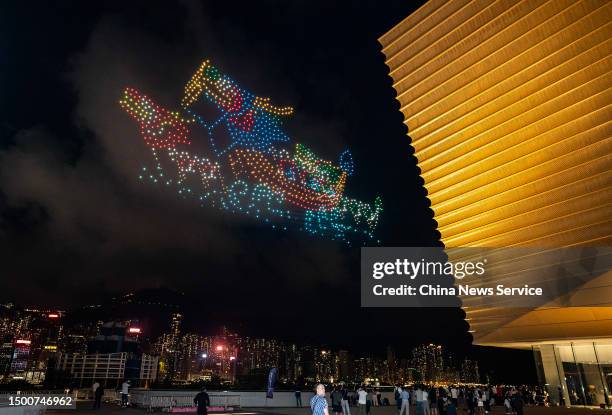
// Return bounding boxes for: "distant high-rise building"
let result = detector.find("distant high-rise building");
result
[170,313,182,338]
[460,359,480,384]
[386,346,397,383]
[88,322,140,354]
[9,339,31,379]
[412,344,444,383]
[57,321,156,387]
[154,313,184,381]
[56,352,158,388]
[338,350,351,382]
[314,349,337,382]
[0,340,13,378]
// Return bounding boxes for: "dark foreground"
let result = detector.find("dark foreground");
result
[47,402,612,415]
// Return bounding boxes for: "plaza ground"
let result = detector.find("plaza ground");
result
[47,402,612,415]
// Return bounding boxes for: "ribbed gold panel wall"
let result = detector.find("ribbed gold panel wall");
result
[380,0,612,347]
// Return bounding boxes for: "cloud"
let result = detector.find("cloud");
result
[0,7,350,308]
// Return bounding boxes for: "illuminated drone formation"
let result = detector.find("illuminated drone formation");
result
[120,59,382,242]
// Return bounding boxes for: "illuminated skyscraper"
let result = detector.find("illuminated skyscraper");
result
[381,0,612,407]
[460,359,480,384]
[9,340,31,379]
[412,344,444,383]
[338,350,351,382]
[170,312,182,338]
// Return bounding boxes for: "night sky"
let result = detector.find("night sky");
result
[1,1,535,382]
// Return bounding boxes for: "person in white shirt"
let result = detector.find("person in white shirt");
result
[357,387,368,415]
[415,386,424,415]
[121,380,130,407]
[340,386,351,415]
[423,390,430,415]
[451,387,458,406]
[91,381,100,409]
[400,388,410,415]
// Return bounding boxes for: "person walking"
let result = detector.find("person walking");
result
[503,395,512,414]
[400,387,410,415]
[358,386,368,415]
[295,388,303,407]
[120,380,130,407]
[311,384,329,415]
[93,384,104,410]
[194,387,210,415]
[341,386,351,415]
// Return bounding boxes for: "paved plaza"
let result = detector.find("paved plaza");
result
[47,402,612,415]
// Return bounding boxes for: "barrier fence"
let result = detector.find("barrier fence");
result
[127,390,240,412]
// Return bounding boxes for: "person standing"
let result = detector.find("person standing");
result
[400,387,410,415]
[120,380,130,407]
[91,381,100,409]
[311,384,329,415]
[437,388,446,415]
[295,388,303,407]
[511,392,524,415]
[557,386,566,407]
[92,381,100,398]
[358,386,368,415]
[423,389,430,415]
[395,386,402,410]
[331,386,343,415]
[341,386,351,415]
[193,387,210,415]
[415,385,425,415]
[376,389,382,407]
[466,389,475,415]
[476,391,484,415]
[368,389,377,408]
[450,386,458,407]
[446,396,457,415]
[93,384,104,410]
[429,387,438,415]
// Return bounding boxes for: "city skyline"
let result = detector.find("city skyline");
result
[0,302,482,388]
[0,297,530,387]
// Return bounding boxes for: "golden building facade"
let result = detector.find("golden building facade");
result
[381,0,611,406]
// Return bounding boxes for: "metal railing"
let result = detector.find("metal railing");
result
[129,391,240,412]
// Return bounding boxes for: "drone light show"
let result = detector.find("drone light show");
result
[119,59,382,243]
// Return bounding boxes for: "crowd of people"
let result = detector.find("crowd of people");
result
[310,384,547,415]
